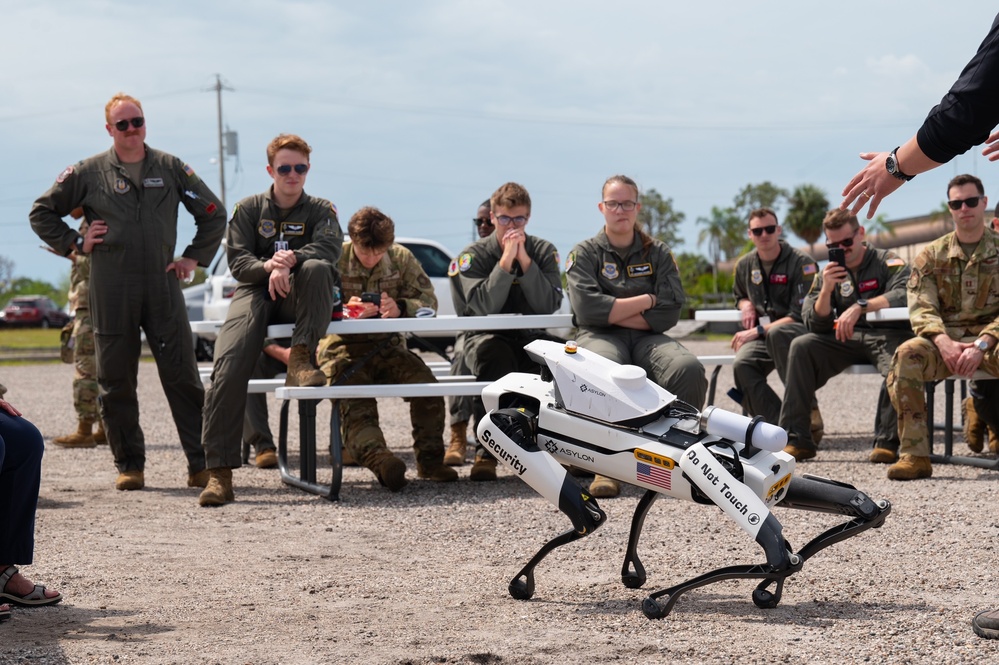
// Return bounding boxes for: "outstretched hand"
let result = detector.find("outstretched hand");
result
[840,151,905,219]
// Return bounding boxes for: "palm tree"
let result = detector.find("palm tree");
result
[785,184,829,254]
[697,206,739,294]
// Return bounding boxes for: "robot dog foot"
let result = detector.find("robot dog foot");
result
[641,473,891,619]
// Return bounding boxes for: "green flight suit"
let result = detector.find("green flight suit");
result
[30,146,226,474]
[779,244,912,453]
[566,229,706,409]
[732,240,818,423]
[202,188,341,469]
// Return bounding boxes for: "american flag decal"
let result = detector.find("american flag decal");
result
[637,462,671,490]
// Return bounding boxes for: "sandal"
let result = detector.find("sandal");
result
[0,566,62,607]
[0,603,11,623]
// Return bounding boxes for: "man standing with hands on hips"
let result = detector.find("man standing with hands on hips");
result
[30,92,226,493]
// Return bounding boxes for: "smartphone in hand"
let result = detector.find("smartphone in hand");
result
[361,292,381,305]
[828,247,846,266]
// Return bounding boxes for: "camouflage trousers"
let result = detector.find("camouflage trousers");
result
[316,336,446,466]
[72,310,99,421]
[888,336,999,457]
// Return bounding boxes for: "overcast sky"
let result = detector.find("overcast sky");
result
[3,1,998,284]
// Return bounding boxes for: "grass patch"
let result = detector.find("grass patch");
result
[0,328,62,349]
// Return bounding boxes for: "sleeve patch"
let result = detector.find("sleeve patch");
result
[458,253,473,272]
[448,258,459,277]
[802,264,817,275]
[56,165,75,183]
[565,251,575,272]
[886,257,905,268]
[183,164,196,177]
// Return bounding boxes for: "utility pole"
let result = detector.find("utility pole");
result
[212,74,233,209]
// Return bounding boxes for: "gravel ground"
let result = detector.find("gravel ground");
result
[1,340,998,664]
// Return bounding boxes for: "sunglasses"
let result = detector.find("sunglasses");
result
[473,217,493,226]
[749,225,777,237]
[947,196,982,210]
[495,215,528,226]
[113,117,145,131]
[275,163,310,176]
[826,229,860,249]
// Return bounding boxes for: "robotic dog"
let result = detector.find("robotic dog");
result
[477,340,891,619]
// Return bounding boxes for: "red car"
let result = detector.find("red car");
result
[0,296,72,328]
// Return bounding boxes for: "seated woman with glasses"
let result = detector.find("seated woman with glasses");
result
[565,175,707,498]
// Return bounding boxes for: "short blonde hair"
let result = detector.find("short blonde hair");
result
[105,93,143,124]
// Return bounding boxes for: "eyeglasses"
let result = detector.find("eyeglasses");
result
[947,196,982,210]
[495,215,528,226]
[749,225,777,237]
[113,117,145,131]
[472,217,493,227]
[603,200,638,212]
[275,164,310,176]
[826,228,860,249]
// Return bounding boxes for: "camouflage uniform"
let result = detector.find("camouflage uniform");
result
[780,244,913,453]
[68,242,99,422]
[732,240,817,424]
[888,229,999,457]
[449,232,564,440]
[566,229,706,408]
[316,243,445,468]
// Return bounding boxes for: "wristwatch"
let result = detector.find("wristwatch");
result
[973,338,989,352]
[73,235,86,255]
[856,298,868,313]
[885,147,915,182]
[756,324,766,338]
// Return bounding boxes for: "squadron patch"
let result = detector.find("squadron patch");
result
[458,253,473,272]
[113,178,130,194]
[230,203,240,221]
[839,281,854,297]
[601,261,619,280]
[281,222,305,236]
[565,251,576,272]
[448,259,459,277]
[56,165,75,184]
[627,263,653,278]
[858,278,879,293]
[751,269,763,285]
[259,219,276,238]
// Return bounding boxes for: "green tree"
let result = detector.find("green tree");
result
[696,206,742,294]
[2,277,64,307]
[638,188,685,249]
[785,184,830,253]
[732,181,788,220]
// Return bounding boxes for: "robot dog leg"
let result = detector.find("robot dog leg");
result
[478,408,606,601]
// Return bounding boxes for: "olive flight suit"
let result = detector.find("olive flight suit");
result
[732,240,817,424]
[449,232,564,450]
[202,188,341,469]
[566,229,706,409]
[30,146,226,474]
[779,244,913,454]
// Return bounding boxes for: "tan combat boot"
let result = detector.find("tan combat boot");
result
[255,448,278,469]
[469,451,498,482]
[810,406,825,446]
[285,345,326,387]
[990,427,999,455]
[364,450,407,491]
[187,469,210,488]
[963,397,986,453]
[115,470,144,491]
[93,420,107,445]
[443,421,468,466]
[886,454,932,480]
[868,447,898,464]
[198,468,235,506]
[53,419,96,448]
[589,474,620,498]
